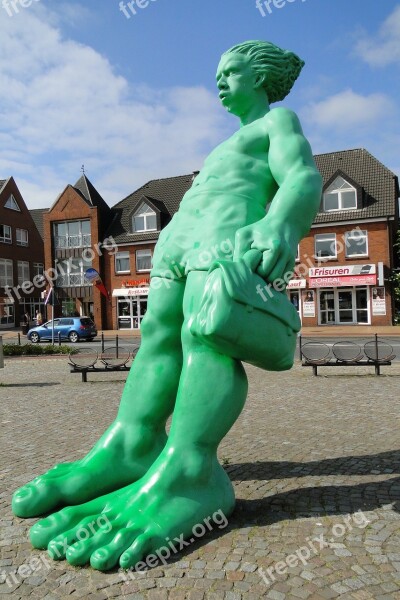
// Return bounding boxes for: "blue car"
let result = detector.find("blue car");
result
[27,316,97,343]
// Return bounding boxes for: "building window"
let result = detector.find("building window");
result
[345,230,368,257]
[0,224,12,244]
[16,228,28,246]
[5,195,21,211]
[56,257,92,287]
[53,220,91,248]
[136,249,152,272]
[0,258,13,286]
[323,176,357,212]
[315,233,337,259]
[132,204,157,232]
[17,261,30,285]
[115,252,130,274]
[33,263,44,276]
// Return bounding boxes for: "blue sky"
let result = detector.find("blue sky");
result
[0,0,399,208]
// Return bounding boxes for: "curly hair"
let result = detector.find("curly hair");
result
[222,40,304,103]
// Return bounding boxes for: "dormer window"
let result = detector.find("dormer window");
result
[323,176,357,212]
[132,203,157,232]
[5,194,21,211]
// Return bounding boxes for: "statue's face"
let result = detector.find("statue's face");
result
[216,53,259,115]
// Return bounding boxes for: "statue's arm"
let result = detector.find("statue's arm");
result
[234,108,322,283]
[266,107,322,247]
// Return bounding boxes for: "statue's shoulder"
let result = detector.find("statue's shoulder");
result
[263,107,302,133]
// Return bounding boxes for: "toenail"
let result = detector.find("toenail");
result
[16,487,32,499]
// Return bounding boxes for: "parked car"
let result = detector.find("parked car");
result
[27,317,97,343]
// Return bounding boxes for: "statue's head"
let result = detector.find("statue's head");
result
[221,40,304,103]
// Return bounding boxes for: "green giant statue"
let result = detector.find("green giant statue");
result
[12,41,322,571]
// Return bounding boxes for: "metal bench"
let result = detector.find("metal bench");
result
[300,335,395,376]
[69,346,138,382]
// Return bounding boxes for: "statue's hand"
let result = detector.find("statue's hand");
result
[233,223,295,284]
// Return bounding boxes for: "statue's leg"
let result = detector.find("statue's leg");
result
[29,271,249,571]
[12,277,185,518]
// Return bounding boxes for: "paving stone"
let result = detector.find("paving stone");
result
[2,359,400,600]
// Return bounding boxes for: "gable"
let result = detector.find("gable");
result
[49,185,93,216]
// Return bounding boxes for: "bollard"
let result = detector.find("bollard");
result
[298,334,302,360]
[18,332,21,346]
[0,335,4,369]
[58,331,61,347]
[101,332,105,353]
[116,335,119,358]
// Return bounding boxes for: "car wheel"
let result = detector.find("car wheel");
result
[30,332,40,343]
[68,331,79,343]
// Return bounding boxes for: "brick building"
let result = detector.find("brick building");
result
[288,149,399,327]
[0,177,45,328]
[43,174,112,326]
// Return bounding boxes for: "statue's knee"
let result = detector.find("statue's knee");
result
[141,309,182,350]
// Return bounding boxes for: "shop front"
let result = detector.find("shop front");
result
[0,297,14,327]
[306,263,385,326]
[286,278,306,322]
[112,286,149,330]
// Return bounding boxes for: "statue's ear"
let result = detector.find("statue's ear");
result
[254,73,266,89]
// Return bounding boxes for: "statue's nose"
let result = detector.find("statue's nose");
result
[218,79,227,90]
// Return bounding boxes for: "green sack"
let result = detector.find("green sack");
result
[190,251,301,371]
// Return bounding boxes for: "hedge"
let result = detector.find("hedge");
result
[3,343,77,356]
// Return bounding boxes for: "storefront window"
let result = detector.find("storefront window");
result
[0,301,14,326]
[117,296,148,329]
[62,299,77,316]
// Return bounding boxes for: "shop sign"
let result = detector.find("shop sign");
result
[287,279,306,289]
[309,274,376,288]
[309,264,375,277]
[122,278,149,288]
[112,287,150,297]
[372,287,386,315]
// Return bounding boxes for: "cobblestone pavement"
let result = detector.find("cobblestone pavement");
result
[1,357,400,600]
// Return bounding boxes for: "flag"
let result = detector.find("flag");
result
[85,268,110,301]
[44,287,56,306]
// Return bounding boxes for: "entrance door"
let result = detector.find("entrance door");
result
[319,290,335,324]
[289,291,300,314]
[338,290,353,323]
[318,288,370,325]
[356,289,368,323]
[138,299,147,328]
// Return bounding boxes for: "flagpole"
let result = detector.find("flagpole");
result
[51,285,54,345]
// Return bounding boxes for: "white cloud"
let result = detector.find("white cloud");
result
[300,89,400,181]
[354,5,400,67]
[302,89,394,130]
[0,7,230,208]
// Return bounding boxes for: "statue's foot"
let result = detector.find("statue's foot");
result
[30,449,234,571]
[12,421,167,518]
